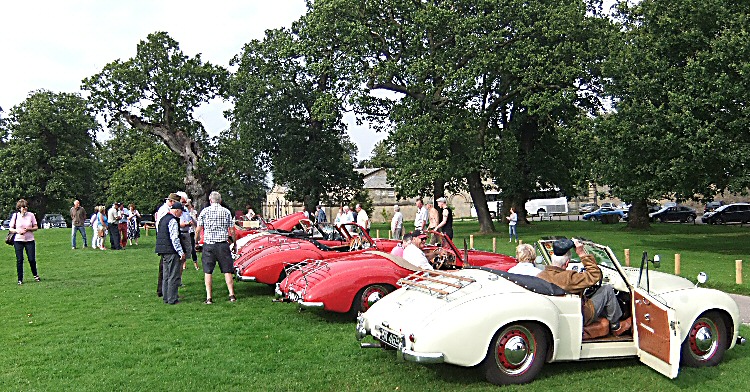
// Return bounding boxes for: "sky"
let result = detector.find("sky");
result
[0,0,385,160]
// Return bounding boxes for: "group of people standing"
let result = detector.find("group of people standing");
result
[391,197,453,241]
[73,201,144,251]
[155,191,235,306]
[333,204,371,233]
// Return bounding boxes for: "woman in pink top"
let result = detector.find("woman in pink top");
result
[9,199,40,285]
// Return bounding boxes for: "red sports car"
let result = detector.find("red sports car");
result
[234,223,400,285]
[276,231,517,317]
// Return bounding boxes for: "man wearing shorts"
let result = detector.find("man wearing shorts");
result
[195,191,236,304]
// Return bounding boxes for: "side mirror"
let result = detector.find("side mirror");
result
[652,254,660,268]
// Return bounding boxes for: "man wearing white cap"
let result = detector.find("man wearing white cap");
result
[434,197,453,239]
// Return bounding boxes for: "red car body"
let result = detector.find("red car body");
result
[276,231,518,316]
[234,223,401,285]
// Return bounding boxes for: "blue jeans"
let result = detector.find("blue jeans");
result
[71,226,88,248]
[14,240,38,282]
[509,225,518,241]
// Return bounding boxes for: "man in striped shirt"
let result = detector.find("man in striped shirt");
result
[195,191,236,304]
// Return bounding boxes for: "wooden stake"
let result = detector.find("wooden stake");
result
[737,260,743,285]
[470,235,474,249]
[492,238,496,253]
[624,249,630,267]
[519,239,523,245]
[376,229,380,238]
[675,254,681,275]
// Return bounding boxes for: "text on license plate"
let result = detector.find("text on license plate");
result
[380,329,403,348]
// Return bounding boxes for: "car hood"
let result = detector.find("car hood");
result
[621,268,695,295]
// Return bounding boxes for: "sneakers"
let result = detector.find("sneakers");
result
[612,317,632,336]
[18,280,22,285]
[34,276,40,282]
[204,298,213,304]
[229,295,237,302]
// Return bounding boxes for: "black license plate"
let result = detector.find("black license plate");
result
[380,328,403,348]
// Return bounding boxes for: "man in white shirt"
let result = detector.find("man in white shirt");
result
[391,205,403,240]
[414,199,427,231]
[339,205,354,224]
[355,204,370,234]
[402,231,433,270]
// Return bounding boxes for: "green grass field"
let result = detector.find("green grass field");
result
[1,222,748,391]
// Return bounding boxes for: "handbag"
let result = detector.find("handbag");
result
[5,213,16,245]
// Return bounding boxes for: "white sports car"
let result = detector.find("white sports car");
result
[356,238,745,385]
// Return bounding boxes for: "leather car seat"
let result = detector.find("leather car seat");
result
[583,317,610,340]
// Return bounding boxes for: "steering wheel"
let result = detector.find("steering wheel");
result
[583,275,603,298]
[431,250,453,269]
[348,236,363,251]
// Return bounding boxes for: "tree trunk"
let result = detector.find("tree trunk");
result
[123,113,209,210]
[468,170,496,233]
[627,198,651,229]
[432,179,446,207]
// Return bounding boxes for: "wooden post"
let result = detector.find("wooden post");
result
[624,249,630,267]
[388,230,392,239]
[470,235,474,249]
[519,239,523,245]
[376,229,380,238]
[492,237,497,253]
[675,254,681,275]
[737,260,743,285]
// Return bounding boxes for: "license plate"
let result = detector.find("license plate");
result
[380,328,403,349]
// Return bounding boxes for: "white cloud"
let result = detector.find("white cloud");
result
[1,0,385,160]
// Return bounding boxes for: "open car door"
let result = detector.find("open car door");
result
[633,287,681,378]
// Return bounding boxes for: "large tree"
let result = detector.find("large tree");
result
[300,0,612,232]
[228,27,364,211]
[82,32,229,209]
[593,0,750,228]
[0,90,100,216]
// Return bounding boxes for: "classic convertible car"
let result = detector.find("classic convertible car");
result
[235,222,400,285]
[356,238,744,385]
[276,230,517,317]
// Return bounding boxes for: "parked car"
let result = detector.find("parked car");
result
[649,205,697,223]
[40,214,68,229]
[276,230,517,317]
[702,203,750,225]
[704,201,725,214]
[599,202,617,209]
[356,237,744,385]
[139,213,155,228]
[1,219,10,230]
[234,222,400,285]
[582,207,625,222]
[578,202,599,214]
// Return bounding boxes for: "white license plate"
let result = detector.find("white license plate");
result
[380,328,403,349]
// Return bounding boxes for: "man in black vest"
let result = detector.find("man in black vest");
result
[155,202,186,305]
[434,197,453,239]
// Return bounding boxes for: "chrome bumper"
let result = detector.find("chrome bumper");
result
[299,301,324,309]
[236,275,257,282]
[399,348,445,364]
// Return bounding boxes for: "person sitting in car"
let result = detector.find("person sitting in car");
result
[508,243,541,276]
[537,238,631,336]
[402,230,447,270]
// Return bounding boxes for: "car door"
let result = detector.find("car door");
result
[632,288,680,378]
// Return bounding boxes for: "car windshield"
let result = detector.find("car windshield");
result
[536,239,617,270]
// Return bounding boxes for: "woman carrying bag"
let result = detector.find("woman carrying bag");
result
[9,199,40,285]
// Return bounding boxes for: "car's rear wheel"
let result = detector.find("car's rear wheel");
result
[483,323,548,385]
[349,284,393,317]
[685,215,695,224]
[681,312,726,367]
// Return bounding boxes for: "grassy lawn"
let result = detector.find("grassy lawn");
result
[1,223,749,391]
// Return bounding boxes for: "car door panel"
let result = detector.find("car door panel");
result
[633,288,680,378]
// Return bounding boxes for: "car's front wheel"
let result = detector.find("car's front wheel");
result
[681,312,727,367]
[483,322,548,385]
[685,215,696,224]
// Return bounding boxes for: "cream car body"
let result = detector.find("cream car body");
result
[356,239,743,385]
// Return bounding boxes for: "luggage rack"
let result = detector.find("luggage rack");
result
[279,259,328,293]
[397,270,476,298]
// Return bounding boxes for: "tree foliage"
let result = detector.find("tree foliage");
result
[593,0,750,227]
[0,90,100,216]
[228,27,363,211]
[82,31,230,209]
[300,0,612,232]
